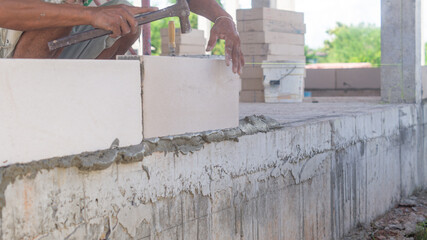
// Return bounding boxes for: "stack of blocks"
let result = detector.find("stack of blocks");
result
[237,8,306,102]
[160,28,206,56]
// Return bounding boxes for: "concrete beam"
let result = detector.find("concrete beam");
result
[381,0,422,103]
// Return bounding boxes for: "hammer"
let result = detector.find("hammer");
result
[48,0,192,51]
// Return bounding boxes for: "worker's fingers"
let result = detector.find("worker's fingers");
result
[208,16,245,74]
[109,22,122,38]
[206,34,218,52]
[225,41,233,67]
[232,47,239,74]
[119,16,131,36]
[239,51,245,74]
[129,18,138,35]
[233,45,244,74]
[107,15,124,38]
[119,5,139,34]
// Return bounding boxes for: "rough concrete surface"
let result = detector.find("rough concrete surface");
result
[0,101,426,239]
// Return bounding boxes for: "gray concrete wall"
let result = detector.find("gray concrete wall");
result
[0,104,426,239]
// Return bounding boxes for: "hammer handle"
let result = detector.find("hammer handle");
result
[48,7,179,51]
[168,21,176,47]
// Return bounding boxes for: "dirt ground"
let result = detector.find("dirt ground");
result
[344,191,427,240]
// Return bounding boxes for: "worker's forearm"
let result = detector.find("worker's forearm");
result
[188,0,231,22]
[0,0,91,31]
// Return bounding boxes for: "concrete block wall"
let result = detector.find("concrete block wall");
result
[237,8,306,102]
[0,57,240,166]
[305,68,381,97]
[0,103,426,239]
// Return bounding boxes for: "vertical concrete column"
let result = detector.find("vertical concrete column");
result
[422,0,427,65]
[381,0,422,103]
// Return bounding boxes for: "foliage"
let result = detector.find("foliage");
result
[425,43,427,65]
[314,22,381,66]
[414,220,427,240]
[211,39,225,55]
[305,46,317,64]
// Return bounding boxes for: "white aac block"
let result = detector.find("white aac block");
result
[0,59,142,165]
[237,8,304,23]
[161,44,206,55]
[240,31,305,45]
[244,55,306,64]
[241,43,305,56]
[237,20,306,34]
[141,56,240,138]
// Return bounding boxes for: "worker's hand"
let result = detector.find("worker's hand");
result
[206,17,245,75]
[90,5,158,38]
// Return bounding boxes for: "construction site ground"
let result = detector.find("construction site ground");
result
[344,191,427,240]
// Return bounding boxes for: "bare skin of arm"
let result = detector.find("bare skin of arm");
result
[188,0,245,74]
[0,0,157,38]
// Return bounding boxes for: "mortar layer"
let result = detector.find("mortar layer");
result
[0,115,281,211]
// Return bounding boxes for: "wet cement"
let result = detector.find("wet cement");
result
[0,115,281,213]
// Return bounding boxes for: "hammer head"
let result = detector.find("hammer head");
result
[177,0,192,34]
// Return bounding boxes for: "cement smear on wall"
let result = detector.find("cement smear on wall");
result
[0,115,281,211]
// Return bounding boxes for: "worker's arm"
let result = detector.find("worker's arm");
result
[0,0,157,38]
[188,0,244,74]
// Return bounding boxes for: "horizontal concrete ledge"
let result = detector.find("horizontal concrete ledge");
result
[0,115,281,210]
[1,101,427,239]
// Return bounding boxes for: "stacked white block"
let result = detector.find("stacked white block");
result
[160,28,206,56]
[237,8,306,102]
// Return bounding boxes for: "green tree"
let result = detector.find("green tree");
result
[425,42,427,65]
[305,46,317,64]
[318,22,381,66]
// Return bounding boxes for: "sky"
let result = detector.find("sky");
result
[294,0,381,49]
[134,0,381,49]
